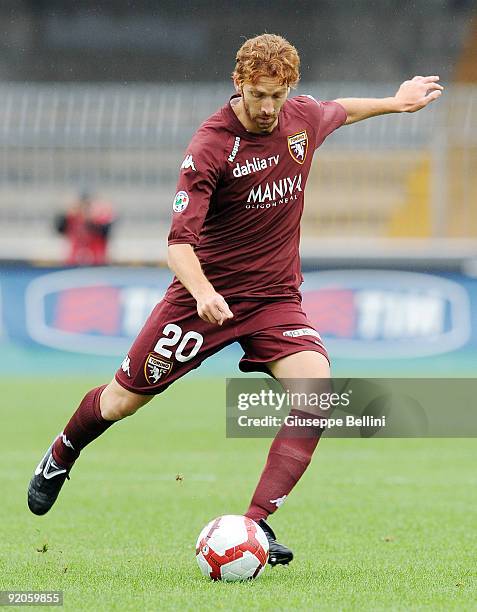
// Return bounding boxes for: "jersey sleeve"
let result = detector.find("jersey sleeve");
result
[168,130,221,247]
[299,95,347,149]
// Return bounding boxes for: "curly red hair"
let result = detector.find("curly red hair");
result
[233,34,300,88]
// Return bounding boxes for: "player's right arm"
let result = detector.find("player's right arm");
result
[167,128,233,326]
[167,244,233,325]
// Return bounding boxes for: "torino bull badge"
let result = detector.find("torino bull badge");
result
[144,353,173,384]
[287,130,308,164]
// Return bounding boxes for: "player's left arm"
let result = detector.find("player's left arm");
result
[335,76,444,125]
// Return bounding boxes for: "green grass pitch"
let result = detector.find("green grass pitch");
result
[1,378,476,611]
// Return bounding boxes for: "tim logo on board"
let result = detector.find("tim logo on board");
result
[301,270,472,358]
[24,268,169,355]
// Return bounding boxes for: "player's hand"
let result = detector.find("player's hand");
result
[196,291,234,326]
[394,76,444,113]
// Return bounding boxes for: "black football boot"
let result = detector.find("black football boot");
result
[28,443,71,516]
[259,519,294,566]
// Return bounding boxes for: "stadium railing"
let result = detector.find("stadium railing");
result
[0,83,475,263]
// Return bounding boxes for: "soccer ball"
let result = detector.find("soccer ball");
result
[195,515,269,581]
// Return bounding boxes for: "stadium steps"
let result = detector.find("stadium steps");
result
[303,151,425,237]
[387,160,431,238]
[454,15,477,83]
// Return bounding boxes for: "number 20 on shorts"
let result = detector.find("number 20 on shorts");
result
[154,324,204,363]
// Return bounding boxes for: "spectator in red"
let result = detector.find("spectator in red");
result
[55,190,115,266]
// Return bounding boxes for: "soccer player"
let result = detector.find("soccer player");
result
[28,34,442,566]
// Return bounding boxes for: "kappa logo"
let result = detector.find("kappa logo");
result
[227,136,241,162]
[61,433,75,450]
[173,190,189,213]
[145,353,173,384]
[270,495,287,508]
[287,130,308,164]
[121,355,131,377]
[181,154,196,171]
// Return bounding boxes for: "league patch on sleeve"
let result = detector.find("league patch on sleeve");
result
[173,190,190,213]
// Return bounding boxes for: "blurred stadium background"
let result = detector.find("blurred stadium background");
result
[0,0,476,377]
[2,7,476,609]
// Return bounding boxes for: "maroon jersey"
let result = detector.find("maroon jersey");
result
[165,94,346,305]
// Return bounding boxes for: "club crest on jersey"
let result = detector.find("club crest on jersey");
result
[173,190,189,213]
[287,130,308,164]
[145,353,173,384]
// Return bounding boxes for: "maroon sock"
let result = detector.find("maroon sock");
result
[52,385,113,468]
[245,409,325,522]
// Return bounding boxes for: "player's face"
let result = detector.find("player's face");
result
[241,77,289,133]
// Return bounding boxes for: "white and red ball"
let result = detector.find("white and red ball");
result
[196,515,269,581]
